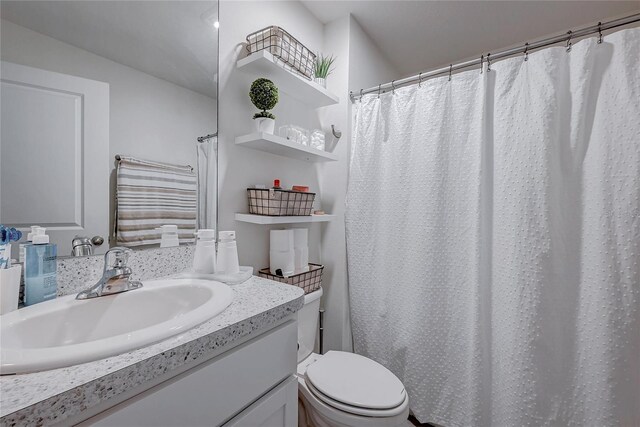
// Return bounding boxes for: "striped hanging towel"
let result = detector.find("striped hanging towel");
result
[115,156,197,246]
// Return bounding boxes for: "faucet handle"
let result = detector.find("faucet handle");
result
[104,247,133,270]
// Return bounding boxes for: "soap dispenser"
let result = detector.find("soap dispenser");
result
[217,231,239,275]
[193,229,216,274]
[24,227,57,306]
[157,225,179,248]
[19,225,41,263]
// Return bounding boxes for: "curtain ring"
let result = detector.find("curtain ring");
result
[486,53,491,72]
[597,22,603,44]
[377,84,381,99]
[418,72,422,87]
[480,55,484,74]
[566,30,572,52]
[524,43,529,62]
[448,64,453,82]
[391,80,396,94]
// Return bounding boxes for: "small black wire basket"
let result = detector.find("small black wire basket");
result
[247,188,315,216]
[259,264,324,295]
[246,26,316,80]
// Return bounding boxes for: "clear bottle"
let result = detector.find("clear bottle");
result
[19,225,41,263]
[217,231,240,275]
[24,228,57,306]
[193,229,216,274]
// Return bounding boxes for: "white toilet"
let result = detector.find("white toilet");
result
[297,288,410,427]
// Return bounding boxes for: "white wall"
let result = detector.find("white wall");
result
[0,19,217,243]
[3,1,397,354]
[316,16,352,352]
[348,17,398,94]
[216,1,398,353]
[217,1,326,274]
[318,15,398,352]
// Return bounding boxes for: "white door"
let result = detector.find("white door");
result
[0,61,109,256]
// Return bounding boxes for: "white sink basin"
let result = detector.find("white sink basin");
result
[0,278,233,375]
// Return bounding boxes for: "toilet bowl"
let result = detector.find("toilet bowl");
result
[296,289,409,427]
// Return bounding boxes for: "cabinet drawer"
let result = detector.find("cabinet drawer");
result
[84,320,297,426]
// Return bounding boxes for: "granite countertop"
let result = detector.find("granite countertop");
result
[0,276,305,426]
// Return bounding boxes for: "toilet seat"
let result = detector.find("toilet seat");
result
[305,375,408,417]
[304,351,407,416]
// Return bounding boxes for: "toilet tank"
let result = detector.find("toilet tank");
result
[297,287,323,363]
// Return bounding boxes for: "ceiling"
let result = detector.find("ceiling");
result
[302,0,640,78]
[2,1,636,93]
[0,1,219,98]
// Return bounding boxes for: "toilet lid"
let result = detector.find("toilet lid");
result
[305,351,406,410]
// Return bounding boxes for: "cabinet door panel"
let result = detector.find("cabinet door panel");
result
[224,376,297,427]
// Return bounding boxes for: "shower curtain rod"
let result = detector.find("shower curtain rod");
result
[197,132,217,142]
[350,12,640,101]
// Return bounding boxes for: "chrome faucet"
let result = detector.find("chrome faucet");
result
[76,247,142,300]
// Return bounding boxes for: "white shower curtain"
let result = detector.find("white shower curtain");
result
[346,28,639,426]
[197,136,218,230]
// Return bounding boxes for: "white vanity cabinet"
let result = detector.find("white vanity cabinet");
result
[78,318,298,427]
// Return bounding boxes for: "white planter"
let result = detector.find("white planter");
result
[254,117,275,134]
[314,77,326,88]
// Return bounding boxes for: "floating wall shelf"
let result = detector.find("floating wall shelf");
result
[235,213,336,225]
[237,50,339,108]
[235,132,338,162]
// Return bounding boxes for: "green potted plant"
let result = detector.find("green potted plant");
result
[313,54,336,88]
[249,78,279,134]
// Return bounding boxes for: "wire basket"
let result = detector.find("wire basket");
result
[246,26,316,80]
[247,188,315,216]
[259,264,324,294]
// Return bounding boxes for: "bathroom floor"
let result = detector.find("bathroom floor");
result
[408,415,435,426]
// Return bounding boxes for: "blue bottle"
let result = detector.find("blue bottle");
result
[24,228,57,306]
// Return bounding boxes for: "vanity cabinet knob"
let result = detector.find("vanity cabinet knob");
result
[91,236,105,246]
